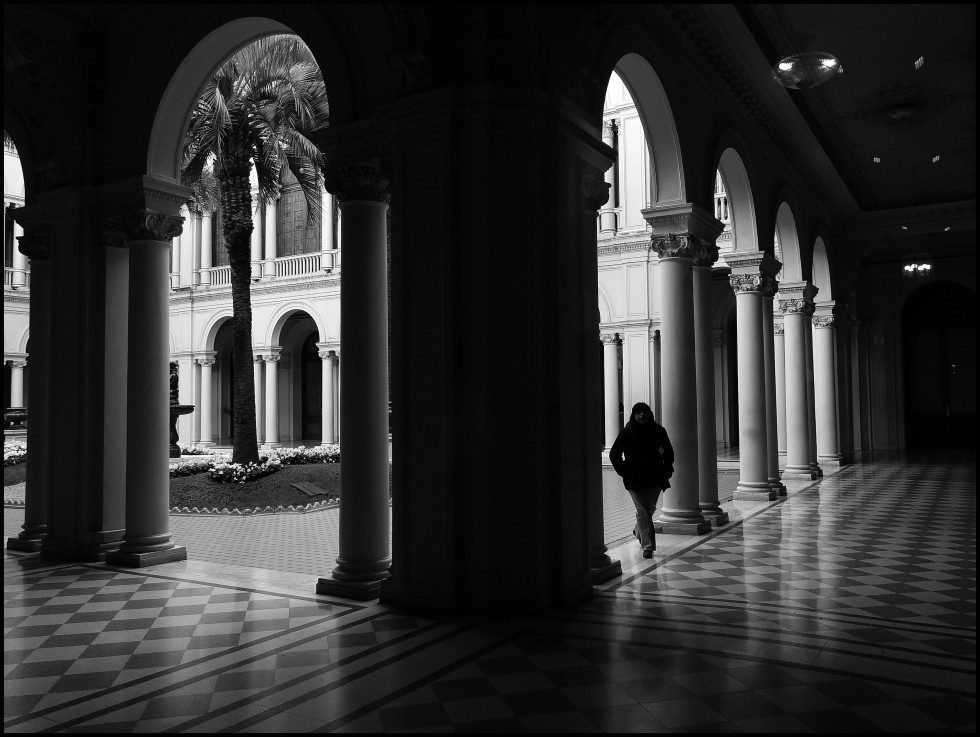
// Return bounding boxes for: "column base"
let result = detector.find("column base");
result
[653,519,712,535]
[782,466,818,480]
[106,545,187,568]
[733,489,776,502]
[591,558,623,584]
[769,480,787,496]
[811,464,823,477]
[317,576,387,600]
[818,455,844,467]
[7,535,44,552]
[702,510,730,526]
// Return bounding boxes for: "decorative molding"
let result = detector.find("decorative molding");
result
[812,315,836,329]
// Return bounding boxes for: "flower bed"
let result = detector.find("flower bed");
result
[4,441,27,467]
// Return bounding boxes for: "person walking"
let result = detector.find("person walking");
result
[609,402,674,558]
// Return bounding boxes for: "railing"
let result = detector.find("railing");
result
[209,266,232,286]
[276,252,322,278]
[4,267,29,290]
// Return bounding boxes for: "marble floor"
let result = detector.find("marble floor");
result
[3,452,976,732]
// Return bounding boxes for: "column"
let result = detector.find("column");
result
[333,351,341,442]
[197,357,215,446]
[804,301,822,477]
[9,214,27,288]
[183,207,198,286]
[262,201,277,278]
[773,320,787,465]
[253,354,264,444]
[813,302,844,465]
[762,274,786,496]
[319,348,336,444]
[728,252,776,501]
[318,161,391,598]
[601,333,620,448]
[199,210,213,286]
[599,120,617,235]
[649,229,710,535]
[779,282,818,479]
[320,191,336,272]
[8,360,26,408]
[250,211,262,281]
[262,352,280,448]
[651,330,662,422]
[106,210,187,566]
[693,245,728,524]
[7,234,48,552]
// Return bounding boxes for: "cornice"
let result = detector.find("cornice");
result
[168,274,342,306]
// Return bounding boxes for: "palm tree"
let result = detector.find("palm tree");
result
[181,35,328,464]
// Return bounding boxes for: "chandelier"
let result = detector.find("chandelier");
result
[771,52,843,90]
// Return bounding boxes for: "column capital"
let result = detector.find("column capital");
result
[652,329,661,344]
[774,322,786,335]
[253,354,265,364]
[17,232,51,261]
[196,357,216,367]
[583,174,611,213]
[318,350,338,360]
[812,315,837,328]
[599,333,620,345]
[601,119,618,138]
[7,359,28,369]
[323,159,391,204]
[692,241,720,268]
[263,354,281,364]
[651,232,699,259]
[103,210,184,247]
[642,202,723,244]
[729,273,763,293]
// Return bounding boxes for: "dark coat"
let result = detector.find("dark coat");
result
[609,417,675,492]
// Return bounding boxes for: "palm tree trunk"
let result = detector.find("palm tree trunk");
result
[220,162,260,465]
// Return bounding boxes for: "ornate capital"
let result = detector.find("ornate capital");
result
[779,298,808,314]
[730,273,763,293]
[599,333,619,346]
[774,323,785,335]
[653,329,661,345]
[196,358,216,367]
[103,210,184,247]
[323,160,391,204]
[651,232,698,259]
[812,315,836,329]
[583,174,611,213]
[760,273,780,299]
[253,355,265,365]
[692,241,720,268]
[8,360,28,369]
[318,350,337,360]
[263,354,281,364]
[601,119,618,139]
[17,232,51,261]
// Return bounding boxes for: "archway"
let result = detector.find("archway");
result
[902,283,976,450]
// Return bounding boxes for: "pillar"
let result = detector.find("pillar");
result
[250,211,262,281]
[693,246,728,524]
[262,351,280,449]
[813,302,844,466]
[199,210,213,286]
[779,282,818,479]
[262,201,277,278]
[197,357,215,446]
[106,211,187,567]
[8,360,26,408]
[774,320,787,465]
[804,303,822,477]
[318,161,391,599]
[320,191,336,271]
[6,234,48,552]
[598,120,617,235]
[651,330,662,422]
[319,348,336,444]
[601,333,620,448]
[9,215,27,288]
[762,273,786,496]
[253,354,264,444]
[727,252,776,501]
[646,219,712,536]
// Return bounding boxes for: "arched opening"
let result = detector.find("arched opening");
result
[902,282,976,450]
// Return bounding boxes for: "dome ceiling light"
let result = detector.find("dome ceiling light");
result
[771,51,843,90]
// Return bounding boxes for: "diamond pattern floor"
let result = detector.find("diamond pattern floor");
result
[4,452,975,732]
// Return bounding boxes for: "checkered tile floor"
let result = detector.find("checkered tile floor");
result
[4,452,976,732]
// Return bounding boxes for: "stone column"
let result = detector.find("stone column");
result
[599,120,618,235]
[106,210,187,567]
[651,330,662,422]
[728,252,777,501]
[601,333,620,448]
[762,274,786,496]
[320,191,336,271]
[333,351,341,442]
[8,360,26,408]
[7,234,49,552]
[250,212,262,281]
[779,282,818,479]
[9,213,27,288]
[319,348,336,444]
[773,320,787,465]
[803,302,822,477]
[197,357,216,446]
[199,210,213,286]
[693,244,728,524]
[262,201,277,278]
[253,354,264,444]
[647,225,711,536]
[813,302,844,466]
[318,160,392,599]
[263,351,280,449]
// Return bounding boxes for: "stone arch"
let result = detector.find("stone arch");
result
[715,146,758,254]
[774,200,803,282]
[812,236,834,300]
[147,16,353,183]
[200,310,235,353]
[10,325,30,356]
[266,302,327,348]
[597,283,614,324]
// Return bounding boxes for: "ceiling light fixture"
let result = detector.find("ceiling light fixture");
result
[771,51,843,90]
[932,155,941,163]
[873,156,881,163]
[915,56,925,70]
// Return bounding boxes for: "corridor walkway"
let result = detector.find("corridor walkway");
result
[3,453,975,732]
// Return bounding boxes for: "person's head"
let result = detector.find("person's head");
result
[630,402,654,426]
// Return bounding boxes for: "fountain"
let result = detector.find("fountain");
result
[169,362,195,458]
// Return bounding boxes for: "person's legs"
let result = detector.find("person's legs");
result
[627,486,661,555]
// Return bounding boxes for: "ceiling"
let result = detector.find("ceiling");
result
[734,4,976,219]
